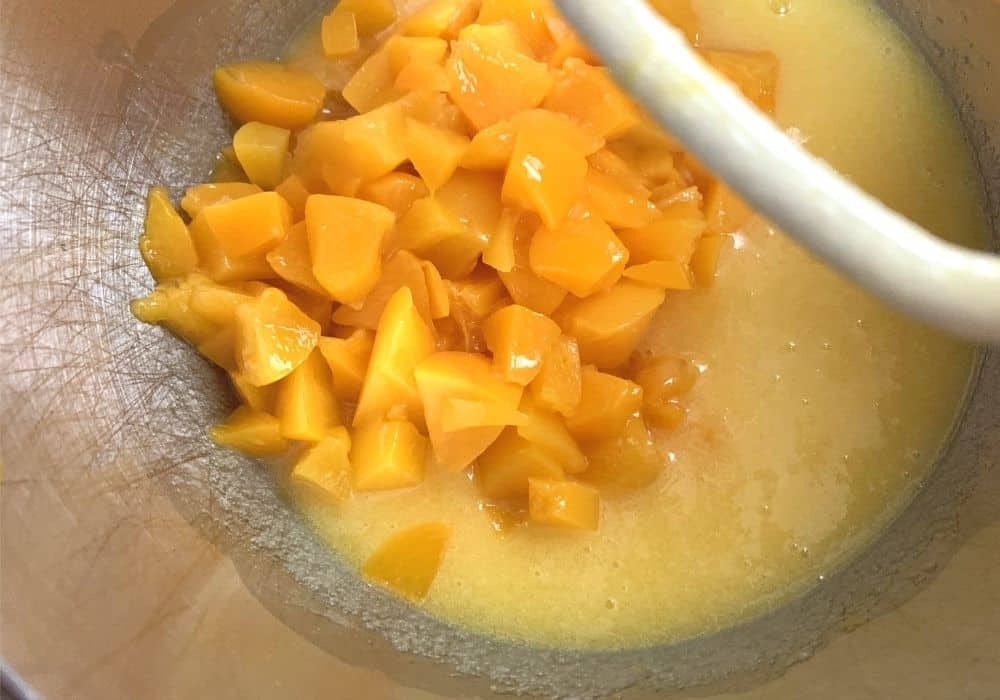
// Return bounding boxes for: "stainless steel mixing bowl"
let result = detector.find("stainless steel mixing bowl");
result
[1,1,998,698]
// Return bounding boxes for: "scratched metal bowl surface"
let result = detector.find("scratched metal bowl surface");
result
[1,0,998,698]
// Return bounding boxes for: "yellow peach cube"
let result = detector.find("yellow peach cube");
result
[235,287,321,386]
[440,398,528,432]
[544,59,640,140]
[289,428,353,503]
[210,405,289,457]
[623,260,694,290]
[394,197,486,280]
[529,334,582,416]
[362,522,451,601]
[201,191,292,258]
[690,235,728,288]
[483,304,562,385]
[421,261,451,319]
[354,287,436,427]
[476,428,565,499]
[318,329,374,403]
[498,215,568,315]
[213,62,326,129]
[529,215,629,298]
[565,366,643,442]
[232,122,290,189]
[585,168,657,230]
[351,416,427,491]
[582,415,664,489]
[341,47,402,114]
[139,187,199,282]
[528,478,600,530]
[306,195,395,304]
[229,371,277,413]
[462,120,516,171]
[517,399,588,474]
[617,187,707,265]
[357,172,429,218]
[274,349,341,441]
[265,221,328,297]
[333,250,432,330]
[181,182,262,219]
[321,7,359,57]
[405,118,470,192]
[337,0,397,36]
[477,0,556,56]
[399,0,478,39]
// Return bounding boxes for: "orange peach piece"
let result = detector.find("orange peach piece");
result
[648,0,700,44]
[557,281,666,369]
[393,197,485,280]
[477,0,555,55]
[139,187,199,282]
[197,326,240,372]
[461,120,516,171]
[289,428,353,503]
[396,90,469,134]
[582,415,664,489]
[350,416,428,491]
[529,334,582,416]
[447,270,508,319]
[517,399,587,474]
[130,275,217,346]
[395,60,450,93]
[337,0,397,35]
[399,0,478,39]
[585,168,657,230]
[501,110,588,229]
[235,287,321,386]
[414,352,524,469]
[405,118,470,192]
[199,191,291,259]
[565,366,643,442]
[354,287,436,428]
[498,218,567,315]
[341,46,402,114]
[188,281,258,326]
[292,103,408,195]
[387,36,449,72]
[511,108,604,155]
[528,478,599,530]
[476,428,565,499]
[617,188,707,265]
[306,195,395,304]
[181,182,262,219]
[322,8,360,57]
[482,207,518,273]
[266,221,328,297]
[189,213,279,283]
[704,180,753,235]
[229,371,277,412]
[436,169,504,243]
[446,23,553,131]
[210,405,289,457]
[542,10,599,66]
[702,49,779,113]
[421,261,451,319]
[274,174,311,222]
[544,58,640,140]
[274,349,341,441]
[483,304,562,385]
[318,329,374,402]
[440,398,528,432]
[623,260,693,290]
[357,172,429,218]
[332,250,432,330]
[232,122,290,189]
[362,522,451,601]
[213,62,326,129]
[690,235,728,288]
[278,285,334,334]
[529,215,629,298]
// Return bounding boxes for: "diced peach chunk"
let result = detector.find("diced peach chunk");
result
[362,522,451,601]
[565,366,643,442]
[333,250,432,330]
[232,122,290,189]
[139,187,199,282]
[201,191,292,258]
[210,405,289,457]
[306,195,395,304]
[189,214,276,282]
[483,304,562,385]
[234,287,320,386]
[501,111,589,228]
[415,352,524,469]
[517,399,587,473]
[477,0,556,56]
[704,180,753,235]
[266,221,328,297]
[274,349,341,441]
[421,261,451,319]
[318,328,374,402]
[322,7,360,57]
[354,287,436,427]
[528,478,599,530]
[289,428,353,503]
[623,260,693,290]
[405,118,470,192]
[394,197,485,280]
[617,187,707,265]
[585,168,657,230]
[396,90,468,133]
[181,182,262,219]
[556,281,666,369]
[274,174,311,222]
[529,334,582,416]
[351,416,428,491]
[690,235,728,288]
[582,415,664,489]
[498,218,567,315]
[213,62,326,128]
[462,120,516,171]
[476,428,565,499]
[357,172,429,218]
[446,23,554,130]
[341,46,401,114]
[400,0,479,39]
[435,169,504,244]
[530,215,629,298]
[544,59,640,140]
[337,0,397,36]
[482,208,518,273]
[440,398,528,432]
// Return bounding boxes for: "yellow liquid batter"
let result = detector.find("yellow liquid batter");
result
[292,0,989,648]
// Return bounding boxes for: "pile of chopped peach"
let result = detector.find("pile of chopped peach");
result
[132,0,776,601]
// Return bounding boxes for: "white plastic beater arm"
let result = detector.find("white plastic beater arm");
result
[553,0,1000,344]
